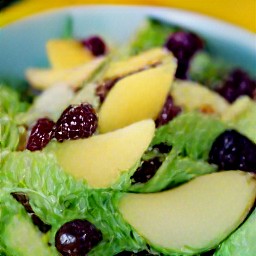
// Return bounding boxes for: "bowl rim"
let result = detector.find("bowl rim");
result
[2,4,255,37]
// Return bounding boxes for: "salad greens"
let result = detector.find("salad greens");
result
[0,84,29,151]
[0,14,256,256]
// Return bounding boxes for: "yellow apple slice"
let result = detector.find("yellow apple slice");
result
[98,58,176,133]
[119,171,256,254]
[50,119,155,188]
[104,48,171,80]
[26,57,105,90]
[171,80,229,115]
[46,39,94,69]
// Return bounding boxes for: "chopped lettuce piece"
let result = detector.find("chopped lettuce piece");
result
[0,84,29,117]
[0,84,29,151]
[152,112,227,161]
[0,151,147,255]
[0,193,57,255]
[128,17,177,56]
[214,209,256,256]
[130,149,216,193]
[222,96,256,143]
[189,52,230,89]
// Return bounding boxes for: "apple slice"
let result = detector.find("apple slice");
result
[47,39,94,69]
[50,119,155,188]
[98,58,176,133]
[171,80,229,115]
[26,57,105,90]
[104,47,170,80]
[119,171,256,254]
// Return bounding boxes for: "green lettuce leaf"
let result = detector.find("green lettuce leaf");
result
[189,52,230,89]
[128,17,177,56]
[0,84,29,151]
[0,151,148,255]
[214,209,256,256]
[0,84,29,117]
[152,112,227,161]
[130,149,216,193]
[0,193,56,256]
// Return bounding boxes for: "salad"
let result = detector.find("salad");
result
[0,16,256,256]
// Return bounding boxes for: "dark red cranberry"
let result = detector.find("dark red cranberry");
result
[11,192,51,233]
[55,219,102,256]
[54,103,98,142]
[164,31,203,79]
[11,192,33,213]
[26,118,55,151]
[155,95,182,127]
[209,130,256,172]
[31,214,52,233]
[81,36,107,56]
[216,69,256,103]
[96,78,120,103]
[152,143,172,154]
[131,157,162,184]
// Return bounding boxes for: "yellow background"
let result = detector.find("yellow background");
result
[1,0,256,32]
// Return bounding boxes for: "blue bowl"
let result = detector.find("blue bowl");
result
[0,5,255,86]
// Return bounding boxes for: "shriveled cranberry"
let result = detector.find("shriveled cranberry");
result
[55,219,102,256]
[31,214,52,233]
[11,192,51,233]
[81,36,107,56]
[55,103,98,142]
[216,69,256,103]
[26,118,55,151]
[11,192,33,213]
[152,143,172,154]
[131,157,162,184]
[96,78,120,103]
[164,31,203,79]
[209,130,256,172]
[155,95,182,127]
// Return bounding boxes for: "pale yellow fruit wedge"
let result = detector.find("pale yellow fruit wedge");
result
[51,119,155,188]
[119,171,256,254]
[26,57,105,90]
[171,80,229,115]
[98,58,176,133]
[104,48,170,80]
[47,39,94,69]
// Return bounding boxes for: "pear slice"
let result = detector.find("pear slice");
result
[172,80,229,115]
[47,39,94,69]
[119,171,256,254]
[50,119,155,188]
[98,58,176,133]
[104,48,171,80]
[26,57,105,90]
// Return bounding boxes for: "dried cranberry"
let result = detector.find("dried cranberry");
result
[152,143,172,154]
[55,103,98,142]
[31,214,52,233]
[209,130,256,172]
[11,192,33,213]
[155,95,182,127]
[11,192,51,233]
[81,36,107,56]
[216,69,256,103]
[96,78,119,103]
[164,31,203,79]
[131,157,162,184]
[26,118,55,151]
[55,219,102,256]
